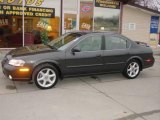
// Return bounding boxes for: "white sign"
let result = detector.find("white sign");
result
[81,23,91,30]
[37,21,49,30]
[0,19,8,26]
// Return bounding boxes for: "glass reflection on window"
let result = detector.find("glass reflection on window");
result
[94,1,120,32]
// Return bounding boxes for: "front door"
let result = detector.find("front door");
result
[65,35,103,76]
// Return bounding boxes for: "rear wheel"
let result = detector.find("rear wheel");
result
[123,59,141,79]
[33,64,59,89]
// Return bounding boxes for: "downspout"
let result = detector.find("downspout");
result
[60,0,63,36]
[119,2,123,34]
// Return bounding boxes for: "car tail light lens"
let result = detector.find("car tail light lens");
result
[146,59,152,62]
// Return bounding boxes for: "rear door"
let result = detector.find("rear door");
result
[102,35,130,72]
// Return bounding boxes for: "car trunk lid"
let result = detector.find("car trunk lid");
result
[135,41,149,47]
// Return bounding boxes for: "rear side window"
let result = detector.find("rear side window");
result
[105,36,128,50]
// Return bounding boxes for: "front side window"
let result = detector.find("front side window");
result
[48,33,81,50]
[105,36,127,50]
[74,35,102,52]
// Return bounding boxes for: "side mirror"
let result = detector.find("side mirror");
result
[71,48,81,54]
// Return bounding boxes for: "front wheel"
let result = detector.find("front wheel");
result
[123,60,141,79]
[33,64,59,89]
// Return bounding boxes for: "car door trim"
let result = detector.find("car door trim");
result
[67,63,103,68]
[105,62,125,65]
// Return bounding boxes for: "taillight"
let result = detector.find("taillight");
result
[146,59,152,62]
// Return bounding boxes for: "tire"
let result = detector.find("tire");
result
[123,59,141,79]
[32,64,59,89]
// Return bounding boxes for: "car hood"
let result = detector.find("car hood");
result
[8,44,54,57]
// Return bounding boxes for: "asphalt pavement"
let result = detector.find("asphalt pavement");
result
[0,50,159,120]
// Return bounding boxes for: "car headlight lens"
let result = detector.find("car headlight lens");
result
[9,59,25,67]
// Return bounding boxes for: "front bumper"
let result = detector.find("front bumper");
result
[1,59,32,81]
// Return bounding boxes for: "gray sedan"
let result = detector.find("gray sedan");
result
[1,32,155,89]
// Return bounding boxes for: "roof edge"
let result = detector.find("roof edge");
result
[126,3,160,15]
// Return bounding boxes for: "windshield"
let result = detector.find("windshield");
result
[48,33,82,50]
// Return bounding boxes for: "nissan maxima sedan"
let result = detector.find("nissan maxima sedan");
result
[1,32,155,89]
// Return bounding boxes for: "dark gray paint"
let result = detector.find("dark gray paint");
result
[1,32,155,81]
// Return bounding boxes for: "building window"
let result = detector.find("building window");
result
[0,0,122,49]
[0,2,23,48]
[94,0,121,32]
[128,23,136,30]
[24,0,61,46]
[63,0,78,34]
[0,0,61,48]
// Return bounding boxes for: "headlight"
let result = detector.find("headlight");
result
[9,59,25,67]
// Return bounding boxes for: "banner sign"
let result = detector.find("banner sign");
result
[0,5,55,18]
[0,0,44,6]
[95,0,120,9]
[80,1,93,30]
[150,16,159,34]
[149,16,159,48]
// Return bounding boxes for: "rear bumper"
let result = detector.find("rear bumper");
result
[143,56,155,69]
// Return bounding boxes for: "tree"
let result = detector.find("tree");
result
[115,0,159,11]
[128,0,160,11]
[155,0,160,5]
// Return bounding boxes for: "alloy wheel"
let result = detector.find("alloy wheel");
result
[127,62,140,78]
[37,68,56,88]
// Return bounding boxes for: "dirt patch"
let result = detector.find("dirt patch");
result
[6,85,16,90]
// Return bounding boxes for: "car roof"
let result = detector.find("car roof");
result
[69,31,118,36]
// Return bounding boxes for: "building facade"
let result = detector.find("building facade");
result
[0,0,159,49]
[122,3,160,49]
[0,0,121,48]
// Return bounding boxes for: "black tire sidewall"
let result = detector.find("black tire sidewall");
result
[33,64,59,89]
[123,60,140,79]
